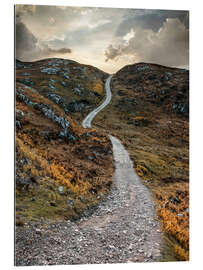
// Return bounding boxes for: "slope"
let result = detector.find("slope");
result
[16,58,108,122]
[15,77,113,223]
[94,62,189,260]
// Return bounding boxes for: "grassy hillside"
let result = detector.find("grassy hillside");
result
[16,58,108,122]
[94,63,189,260]
[15,63,113,223]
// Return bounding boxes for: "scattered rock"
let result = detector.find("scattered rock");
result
[40,67,60,75]
[46,93,64,105]
[58,186,64,194]
[16,109,24,118]
[18,78,34,86]
[163,200,169,208]
[67,100,89,113]
[19,72,32,76]
[16,177,33,190]
[59,71,70,80]
[135,65,150,73]
[176,213,184,218]
[48,83,56,91]
[78,196,86,203]
[61,81,67,87]
[73,88,82,95]
[16,120,22,129]
[169,196,181,204]
[58,128,76,141]
[66,199,74,209]
[35,229,42,235]
[50,79,56,83]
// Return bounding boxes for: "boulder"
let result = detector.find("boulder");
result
[58,186,64,194]
[61,81,67,87]
[16,120,21,129]
[40,67,60,75]
[18,78,34,86]
[66,199,74,209]
[48,83,56,91]
[16,109,24,118]
[67,100,89,113]
[19,72,32,76]
[58,128,76,141]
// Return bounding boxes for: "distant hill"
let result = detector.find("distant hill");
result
[114,62,189,118]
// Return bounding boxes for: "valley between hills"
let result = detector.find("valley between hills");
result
[15,58,189,265]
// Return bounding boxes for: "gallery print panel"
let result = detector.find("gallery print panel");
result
[15,4,189,266]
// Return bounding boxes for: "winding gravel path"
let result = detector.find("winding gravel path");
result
[82,74,113,128]
[15,75,163,266]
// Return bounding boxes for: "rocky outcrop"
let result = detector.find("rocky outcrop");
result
[115,62,189,118]
[67,99,90,113]
[16,91,76,141]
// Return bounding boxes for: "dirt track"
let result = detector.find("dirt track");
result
[15,75,163,265]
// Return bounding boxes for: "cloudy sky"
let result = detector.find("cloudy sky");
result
[15,5,189,73]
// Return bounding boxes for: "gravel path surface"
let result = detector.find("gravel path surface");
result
[15,75,163,266]
[82,74,113,128]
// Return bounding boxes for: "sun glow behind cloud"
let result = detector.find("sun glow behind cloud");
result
[15,5,189,73]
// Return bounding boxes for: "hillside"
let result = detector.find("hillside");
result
[94,62,189,260]
[115,63,189,118]
[15,59,113,223]
[16,58,108,122]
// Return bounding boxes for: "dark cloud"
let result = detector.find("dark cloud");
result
[105,45,122,62]
[16,22,38,59]
[41,46,72,56]
[116,9,189,36]
[15,21,72,61]
[15,5,189,72]
[105,18,189,68]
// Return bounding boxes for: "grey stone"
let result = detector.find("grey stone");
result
[67,199,74,209]
[19,72,32,76]
[60,71,70,80]
[163,200,169,208]
[16,109,24,118]
[78,196,86,203]
[16,120,21,129]
[18,78,34,86]
[48,83,56,91]
[16,177,32,190]
[67,100,89,113]
[16,61,24,68]
[59,128,76,141]
[165,72,172,77]
[58,186,64,194]
[135,65,150,73]
[61,81,67,87]
[35,229,42,235]
[50,79,56,83]
[73,88,81,95]
[177,213,184,218]
[46,93,63,105]
[40,67,60,75]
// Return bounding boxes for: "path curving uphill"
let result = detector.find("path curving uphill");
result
[15,75,163,266]
[82,74,113,128]
[79,75,163,263]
